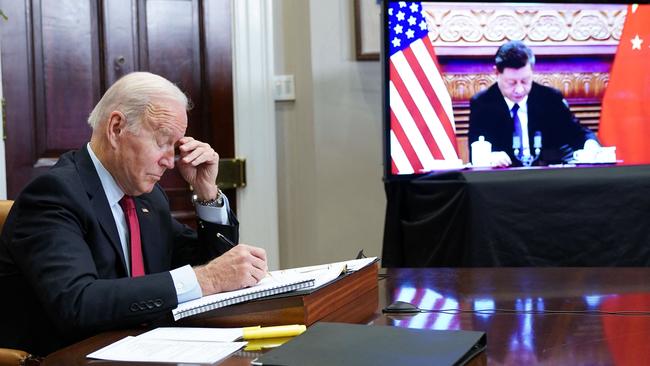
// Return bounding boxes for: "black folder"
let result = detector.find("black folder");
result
[251,322,486,366]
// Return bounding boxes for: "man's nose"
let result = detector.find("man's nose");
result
[160,148,175,169]
[514,83,525,94]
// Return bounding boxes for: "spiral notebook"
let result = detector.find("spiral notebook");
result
[172,275,315,321]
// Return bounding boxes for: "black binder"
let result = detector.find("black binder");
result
[251,322,486,366]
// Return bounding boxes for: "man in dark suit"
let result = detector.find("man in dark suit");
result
[468,41,599,167]
[0,72,268,355]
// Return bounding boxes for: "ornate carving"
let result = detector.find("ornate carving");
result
[484,14,526,42]
[528,13,570,42]
[440,14,485,42]
[443,72,610,101]
[422,4,626,48]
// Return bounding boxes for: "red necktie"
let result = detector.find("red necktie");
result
[119,196,145,277]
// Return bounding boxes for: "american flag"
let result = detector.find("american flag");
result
[388,1,459,174]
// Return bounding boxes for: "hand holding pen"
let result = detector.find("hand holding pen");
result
[193,234,268,295]
[216,232,237,248]
[217,233,275,279]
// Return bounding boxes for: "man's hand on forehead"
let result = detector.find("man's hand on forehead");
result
[175,136,220,200]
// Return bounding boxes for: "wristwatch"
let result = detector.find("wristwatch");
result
[192,188,224,207]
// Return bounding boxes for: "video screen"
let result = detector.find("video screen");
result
[384,1,649,177]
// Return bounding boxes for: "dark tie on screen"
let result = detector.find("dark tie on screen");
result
[119,196,145,277]
[511,103,523,157]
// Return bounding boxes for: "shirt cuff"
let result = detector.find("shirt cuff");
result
[195,194,230,224]
[170,265,203,304]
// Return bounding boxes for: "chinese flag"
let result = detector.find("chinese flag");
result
[599,4,650,164]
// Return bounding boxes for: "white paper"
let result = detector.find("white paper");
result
[342,257,377,271]
[137,327,243,342]
[87,336,245,364]
[269,257,378,288]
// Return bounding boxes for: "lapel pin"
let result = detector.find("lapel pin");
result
[142,208,149,213]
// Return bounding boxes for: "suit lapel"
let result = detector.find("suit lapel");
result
[527,83,540,147]
[134,196,163,274]
[489,85,514,137]
[76,146,128,274]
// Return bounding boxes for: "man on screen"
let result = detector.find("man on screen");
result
[0,72,268,355]
[468,40,599,167]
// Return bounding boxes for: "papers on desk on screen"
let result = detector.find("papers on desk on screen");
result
[569,146,617,164]
[171,257,377,321]
[87,330,246,364]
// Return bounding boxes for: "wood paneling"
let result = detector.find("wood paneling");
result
[32,0,98,155]
[103,0,139,84]
[1,0,235,222]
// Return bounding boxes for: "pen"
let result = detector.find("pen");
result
[216,232,236,248]
[218,232,274,279]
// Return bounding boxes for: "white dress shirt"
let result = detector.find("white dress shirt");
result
[504,95,530,156]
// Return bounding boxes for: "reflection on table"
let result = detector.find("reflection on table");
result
[377,268,650,365]
[43,267,650,365]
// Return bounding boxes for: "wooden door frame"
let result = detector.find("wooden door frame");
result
[232,0,280,270]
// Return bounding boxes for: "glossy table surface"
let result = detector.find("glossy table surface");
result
[44,267,650,365]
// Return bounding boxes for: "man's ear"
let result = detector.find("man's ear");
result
[106,111,126,149]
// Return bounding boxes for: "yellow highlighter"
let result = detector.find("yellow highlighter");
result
[242,324,307,340]
[244,336,294,351]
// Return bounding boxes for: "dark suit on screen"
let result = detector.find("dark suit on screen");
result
[468,82,597,165]
[0,146,236,355]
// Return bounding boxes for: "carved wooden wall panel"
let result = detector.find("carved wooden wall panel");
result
[422,3,627,55]
[443,72,610,102]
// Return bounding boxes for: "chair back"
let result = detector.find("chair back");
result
[0,200,13,232]
[0,347,41,366]
[0,201,41,364]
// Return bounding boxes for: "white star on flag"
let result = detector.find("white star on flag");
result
[408,16,417,26]
[419,20,428,31]
[409,3,419,12]
[405,29,415,39]
[631,34,643,50]
[394,24,403,34]
[392,37,401,48]
[396,11,405,21]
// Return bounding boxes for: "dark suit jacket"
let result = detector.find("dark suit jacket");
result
[468,82,597,165]
[0,146,236,355]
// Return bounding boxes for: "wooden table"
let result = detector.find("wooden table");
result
[43,268,650,365]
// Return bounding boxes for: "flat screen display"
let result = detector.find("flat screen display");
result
[383,1,649,178]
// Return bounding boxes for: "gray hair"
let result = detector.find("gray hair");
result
[87,72,189,131]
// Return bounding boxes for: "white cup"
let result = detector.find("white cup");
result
[471,136,492,167]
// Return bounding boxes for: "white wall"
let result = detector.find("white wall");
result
[273,0,385,267]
